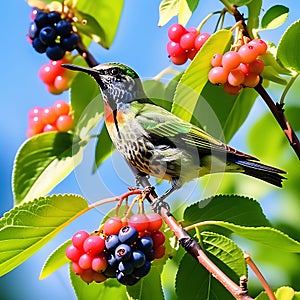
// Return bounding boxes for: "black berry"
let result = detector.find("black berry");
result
[118,261,134,275]
[115,244,132,262]
[32,38,47,53]
[46,44,65,60]
[56,20,72,37]
[131,250,146,268]
[118,226,138,245]
[61,33,79,51]
[47,11,61,24]
[133,261,151,278]
[105,234,120,251]
[39,26,57,45]
[34,12,49,28]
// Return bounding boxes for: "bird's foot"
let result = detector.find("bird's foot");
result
[151,197,171,214]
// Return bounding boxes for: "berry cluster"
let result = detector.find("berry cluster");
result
[39,57,74,94]
[66,213,166,285]
[27,100,73,138]
[28,9,79,60]
[167,23,210,65]
[208,39,267,95]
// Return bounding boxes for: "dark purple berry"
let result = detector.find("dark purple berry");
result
[131,250,146,268]
[34,12,49,28]
[118,226,138,245]
[118,261,134,275]
[39,26,57,45]
[133,261,151,278]
[56,20,72,37]
[136,236,153,252]
[116,271,139,286]
[61,33,79,51]
[105,234,120,251]
[103,264,117,278]
[48,11,61,24]
[28,22,39,39]
[46,44,65,60]
[32,38,47,53]
[115,244,131,262]
[144,249,155,261]
[107,253,118,268]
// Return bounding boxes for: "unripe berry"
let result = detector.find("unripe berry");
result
[66,244,82,262]
[222,51,241,70]
[146,213,163,232]
[83,235,105,256]
[41,106,57,124]
[103,217,123,235]
[170,54,188,65]
[180,32,197,50]
[53,100,70,116]
[91,255,108,272]
[239,63,250,75]
[249,59,264,74]
[72,230,90,251]
[248,39,268,55]
[227,69,245,86]
[211,53,223,67]
[166,41,185,57]
[223,82,242,95]
[244,72,260,87]
[56,115,73,132]
[208,67,228,85]
[238,44,259,64]
[194,33,210,51]
[128,214,150,232]
[78,253,93,269]
[43,123,57,133]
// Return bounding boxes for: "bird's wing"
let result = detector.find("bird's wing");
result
[134,102,256,160]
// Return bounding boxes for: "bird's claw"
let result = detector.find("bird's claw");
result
[151,197,171,214]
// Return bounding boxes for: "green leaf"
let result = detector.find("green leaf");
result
[199,221,300,252]
[255,286,297,300]
[70,72,103,140]
[70,269,127,300]
[172,30,232,123]
[127,265,164,300]
[75,12,109,48]
[0,194,88,276]
[40,240,71,280]
[176,253,235,300]
[12,132,83,204]
[261,5,289,30]
[183,195,270,228]
[201,231,247,277]
[277,20,300,73]
[76,0,124,48]
[94,124,115,171]
[246,0,262,38]
[158,0,179,27]
[226,0,254,6]
[198,81,257,142]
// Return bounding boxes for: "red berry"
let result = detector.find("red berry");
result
[83,235,105,256]
[72,230,90,251]
[53,100,70,116]
[54,75,70,91]
[239,63,250,75]
[166,41,185,57]
[222,51,241,70]
[26,128,36,138]
[208,67,228,85]
[194,33,210,51]
[223,82,242,95]
[151,231,166,248]
[128,214,150,232]
[227,69,245,86]
[38,63,57,85]
[80,269,95,284]
[29,116,45,133]
[249,58,264,74]
[244,72,260,87]
[188,48,197,60]
[56,115,73,132]
[43,123,57,133]
[46,83,62,95]
[28,106,42,119]
[168,24,187,42]
[180,32,197,50]
[72,262,83,275]
[238,44,259,64]
[170,54,188,65]
[154,245,166,259]
[211,53,223,67]
[147,213,163,232]
[41,107,57,124]
[66,244,82,262]
[91,255,108,272]
[92,271,107,283]
[248,39,267,55]
[30,8,39,21]
[103,217,123,235]
[78,253,93,269]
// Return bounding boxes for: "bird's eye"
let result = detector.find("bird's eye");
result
[109,68,119,76]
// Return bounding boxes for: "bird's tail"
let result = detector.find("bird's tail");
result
[231,159,286,187]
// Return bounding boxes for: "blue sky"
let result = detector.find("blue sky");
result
[0,0,299,299]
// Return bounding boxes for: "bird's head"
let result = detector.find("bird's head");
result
[63,62,146,111]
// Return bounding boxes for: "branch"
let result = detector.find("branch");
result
[128,165,253,300]
[75,38,99,68]
[224,4,300,160]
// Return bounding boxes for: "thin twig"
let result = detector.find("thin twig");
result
[244,252,277,300]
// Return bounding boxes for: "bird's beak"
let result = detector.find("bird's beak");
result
[62,64,100,76]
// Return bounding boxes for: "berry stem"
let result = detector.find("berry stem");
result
[244,252,276,300]
[279,73,299,105]
[75,37,99,67]
[128,164,253,300]
[196,11,222,33]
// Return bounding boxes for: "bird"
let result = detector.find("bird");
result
[63,62,286,211]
